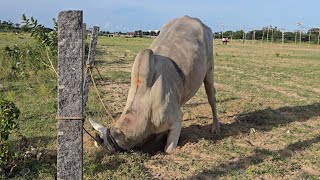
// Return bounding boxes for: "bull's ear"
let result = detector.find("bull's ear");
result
[131,49,155,89]
[89,118,106,134]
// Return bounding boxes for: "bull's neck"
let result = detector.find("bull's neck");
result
[154,55,185,105]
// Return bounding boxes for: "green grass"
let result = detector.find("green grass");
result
[1,33,320,179]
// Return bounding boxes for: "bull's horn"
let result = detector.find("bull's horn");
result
[89,118,106,134]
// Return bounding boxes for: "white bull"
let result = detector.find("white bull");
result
[90,16,220,154]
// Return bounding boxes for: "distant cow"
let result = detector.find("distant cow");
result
[222,37,229,44]
[90,16,220,154]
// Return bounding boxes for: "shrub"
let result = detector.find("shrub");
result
[0,99,20,141]
[21,14,58,55]
[2,14,58,79]
[4,44,47,76]
[0,98,20,177]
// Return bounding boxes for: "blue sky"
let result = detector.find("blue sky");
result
[0,0,319,32]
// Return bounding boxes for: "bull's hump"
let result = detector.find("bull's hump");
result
[150,16,207,68]
[161,16,204,39]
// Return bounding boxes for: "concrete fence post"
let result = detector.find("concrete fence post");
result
[83,23,87,64]
[83,26,99,109]
[57,10,83,180]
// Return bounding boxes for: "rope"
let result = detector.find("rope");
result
[88,68,116,123]
[86,64,102,79]
[83,63,116,149]
[56,116,85,121]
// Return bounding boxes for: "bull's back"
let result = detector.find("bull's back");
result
[149,16,213,104]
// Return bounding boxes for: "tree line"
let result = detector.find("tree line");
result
[99,30,160,37]
[215,27,320,44]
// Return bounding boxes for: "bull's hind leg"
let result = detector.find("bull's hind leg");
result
[204,68,220,134]
[165,110,182,154]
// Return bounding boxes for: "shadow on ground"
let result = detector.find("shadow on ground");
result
[180,103,320,178]
[190,136,320,179]
[179,103,320,146]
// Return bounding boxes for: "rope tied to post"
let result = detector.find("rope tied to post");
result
[86,63,102,77]
[56,116,85,121]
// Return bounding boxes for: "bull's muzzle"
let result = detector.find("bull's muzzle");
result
[89,118,124,153]
[103,128,125,153]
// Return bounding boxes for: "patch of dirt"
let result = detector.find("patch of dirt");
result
[301,165,320,176]
[145,139,220,179]
[97,82,130,117]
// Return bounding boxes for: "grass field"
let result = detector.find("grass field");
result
[1,32,320,179]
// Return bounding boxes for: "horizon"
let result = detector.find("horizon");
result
[1,0,319,32]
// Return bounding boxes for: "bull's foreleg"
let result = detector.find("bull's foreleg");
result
[164,110,182,154]
[204,68,221,134]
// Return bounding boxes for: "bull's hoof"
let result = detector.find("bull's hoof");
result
[211,123,221,134]
[165,143,176,154]
[165,148,176,154]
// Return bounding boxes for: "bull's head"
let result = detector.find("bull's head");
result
[89,49,156,152]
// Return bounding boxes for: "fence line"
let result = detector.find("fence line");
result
[83,26,99,110]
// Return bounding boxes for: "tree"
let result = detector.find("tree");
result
[150,31,156,36]
[233,30,244,39]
